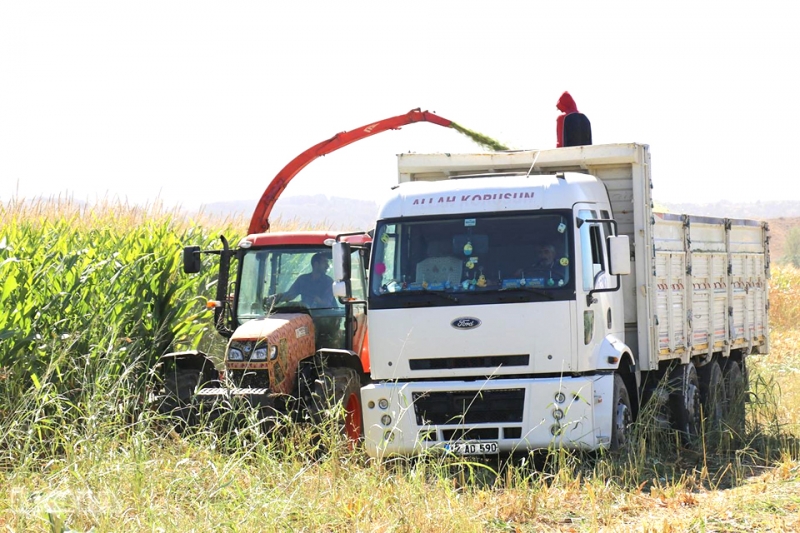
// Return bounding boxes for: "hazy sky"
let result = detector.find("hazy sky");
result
[1,1,797,212]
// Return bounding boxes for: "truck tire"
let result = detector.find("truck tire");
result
[309,366,363,442]
[668,363,701,446]
[723,360,746,436]
[698,360,725,432]
[611,374,633,452]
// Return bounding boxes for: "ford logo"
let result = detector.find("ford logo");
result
[451,317,481,330]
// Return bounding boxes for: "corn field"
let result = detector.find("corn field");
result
[0,199,232,390]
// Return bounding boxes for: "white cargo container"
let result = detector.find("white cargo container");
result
[332,143,769,457]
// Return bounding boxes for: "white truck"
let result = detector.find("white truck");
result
[331,143,769,457]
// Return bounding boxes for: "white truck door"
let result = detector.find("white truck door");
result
[577,208,623,371]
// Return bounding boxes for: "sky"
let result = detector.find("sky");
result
[1,1,798,214]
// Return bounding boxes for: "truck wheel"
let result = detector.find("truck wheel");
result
[611,374,633,452]
[698,360,725,432]
[668,363,701,446]
[723,360,746,436]
[310,367,363,442]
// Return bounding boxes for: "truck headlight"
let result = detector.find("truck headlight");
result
[252,347,267,361]
[228,348,244,361]
[269,345,278,360]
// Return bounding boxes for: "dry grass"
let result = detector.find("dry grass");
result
[2,436,799,532]
[0,196,248,232]
[1,203,799,532]
[754,266,800,432]
[0,195,324,234]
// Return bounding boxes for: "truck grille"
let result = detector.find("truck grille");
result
[409,354,529,371]
[411,388,525,426]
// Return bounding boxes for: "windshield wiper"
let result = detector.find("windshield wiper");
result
[494,286,556,300]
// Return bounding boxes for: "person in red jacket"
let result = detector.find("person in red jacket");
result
[556,91,592,147]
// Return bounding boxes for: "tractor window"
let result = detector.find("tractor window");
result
[236,247,339,323]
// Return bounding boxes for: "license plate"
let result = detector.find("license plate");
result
[445,441,498,455]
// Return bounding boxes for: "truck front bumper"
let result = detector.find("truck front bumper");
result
[360,374,615,458]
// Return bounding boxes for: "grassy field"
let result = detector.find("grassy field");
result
[1,200,799,532]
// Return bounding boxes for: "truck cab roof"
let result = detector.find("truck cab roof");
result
[378,172,609,219]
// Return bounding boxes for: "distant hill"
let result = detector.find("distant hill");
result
[657,200,800,220]
[199,195,379,232]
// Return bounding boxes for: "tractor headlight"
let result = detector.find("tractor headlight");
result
[252,347,267,361]
[229,341,255,360]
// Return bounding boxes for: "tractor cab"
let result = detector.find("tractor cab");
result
[183,231,369,351]
[236,243,350,350]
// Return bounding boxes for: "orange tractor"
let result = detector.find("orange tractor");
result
[156,109,454,439]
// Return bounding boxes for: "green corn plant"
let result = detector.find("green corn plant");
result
[0,200,236,393]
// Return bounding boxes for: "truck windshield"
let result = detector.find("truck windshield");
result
[237,246,341,322]
[370,212,574,301]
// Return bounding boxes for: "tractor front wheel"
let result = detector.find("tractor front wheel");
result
[160,366,203,427]
[308,366,363,442]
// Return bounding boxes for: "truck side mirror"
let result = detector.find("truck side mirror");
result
[183,246,202,274]
[607,235,631,276]
[332,242,352,299]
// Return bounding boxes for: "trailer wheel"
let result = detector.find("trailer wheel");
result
[309,367,363,442]
[723,360,746,436]
[668,363,701,446]
[611,374,633,452]
[698,360,725,432]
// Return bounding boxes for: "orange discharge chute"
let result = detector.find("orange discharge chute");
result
[248,108,452,235]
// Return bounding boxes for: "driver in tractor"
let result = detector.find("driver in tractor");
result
[276,252,342,349]
[279,252,336,308]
